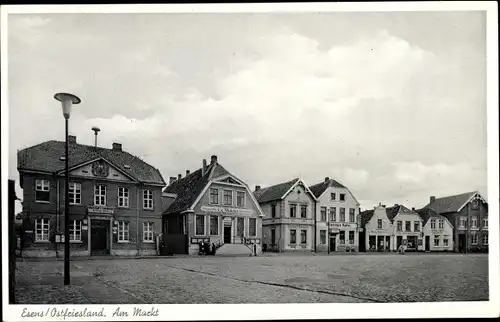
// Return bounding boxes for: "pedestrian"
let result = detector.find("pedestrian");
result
[398,244,405,254]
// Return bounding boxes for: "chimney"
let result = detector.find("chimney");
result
[394,203,399,207]
[430,196,436,203]
[186,170,190,176]
[92,126,100,147]
[324,177,330,182]
[382,204,386,208]
[210,155,218,164]
[169,177,176,185]
[68,135,77,144]
[178,173,182,180]
[202,159,207,175]
[412,207,415,211]
[112,143,122,151]
[255,185,261,191]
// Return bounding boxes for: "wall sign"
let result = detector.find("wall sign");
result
[329,222,357,229]
[200,205,253,215]
[88,206,114,214]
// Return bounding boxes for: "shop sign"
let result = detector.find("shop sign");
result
[88,206,114,214]
[201,205,253,215]
[329,222,357,229]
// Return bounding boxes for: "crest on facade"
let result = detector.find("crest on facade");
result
[91,160,110,178]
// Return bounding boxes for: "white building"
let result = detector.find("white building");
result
[416,208,454,252]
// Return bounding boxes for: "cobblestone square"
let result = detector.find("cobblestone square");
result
[15,253,488,304]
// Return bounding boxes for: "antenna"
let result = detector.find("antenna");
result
[92,126,101,147]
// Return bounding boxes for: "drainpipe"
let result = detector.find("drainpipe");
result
[56,175,60,232]
[313,202,317,253]
[136,184,141,256]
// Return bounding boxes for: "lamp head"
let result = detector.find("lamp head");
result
[54,93,81,119]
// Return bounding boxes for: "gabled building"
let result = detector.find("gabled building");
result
[17,136,166,257]
[424,191,488,253]
[309,177,361,252]
[415,208,454,252]
[255,178,317,252]
[388,205,424,252]
[359,204,395,252]
[162,155,264,255]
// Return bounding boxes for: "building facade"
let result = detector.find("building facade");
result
[360,204,394,252]
[256,178,317,252]
[162,155,264,255]
[17,136,166,257]
[309,177,361,252]
[389,205,424,252]
[416,208,454,252]
[424,191,488,253]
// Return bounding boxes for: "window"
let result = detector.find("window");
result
[339,231,345,244]
[290,229,296,244]
[414,222,420,232]
[271,229,276,245]
[300,205,307,218]
[210,188,219,204]
[377,219,382,229]
[443,236,449,247]
[210,216,219,235]
[301,230,307,244]
[471,217,477,228]
[290,204,297,218]
[349,209,355,222]
[249,218,256,237]
[143,189,153,209]
[471,233,478,245]
[349,231,355,244]
[329,207,336,221]
[405,221,411,232]
[483,218,488,228]
[340,208,346,222]
[340,193,345,201]
[431,219,436,229]
[35,218,50,241]
[69,220,81,241]
[118,187,129,207]
[320,207,327,221]
[196,215,205,236]
[397,221,403,232]
[143,222,154,242]
[223,190,233,206]
[482,233,488,245]
[439,219,444,229]
[118,221,129,242]
[271,204,276,218]
[236,191,245,207]
[35,179,50,202]
[237,217,244,237]
[459,217,467,228]
[434,235,440,247]
[94,185,106,206]
[320,230,326,244]
[330,193,336,201]
[69,182,81,205]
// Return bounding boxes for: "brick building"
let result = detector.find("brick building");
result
[17,136,166,257]
[424,191,488,253]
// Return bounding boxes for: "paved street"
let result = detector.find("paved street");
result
[15,253,488,304]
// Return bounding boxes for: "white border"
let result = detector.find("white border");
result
[1,2,499,321]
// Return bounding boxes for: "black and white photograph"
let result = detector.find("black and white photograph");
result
[1,2,499,320]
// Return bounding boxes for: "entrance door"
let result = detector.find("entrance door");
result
[397,236,403,249]
[91,220,109,255]
[458,234,466,253]
[224,226,232,243]
[425,236,430,251]
[329,236,336,252]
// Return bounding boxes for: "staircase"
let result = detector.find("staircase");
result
[216,243,254,256]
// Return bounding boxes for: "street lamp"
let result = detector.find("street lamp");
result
[54,92,81,286]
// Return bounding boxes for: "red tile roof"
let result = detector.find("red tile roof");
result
[17,140,165,185]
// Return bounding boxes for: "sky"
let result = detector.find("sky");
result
[7,11,487,213]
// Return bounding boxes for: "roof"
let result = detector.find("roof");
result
[17,140,165,185]
[424,191,478,214]
[415,208,441,226]
[253,178,299,203]
[309,178,346,199]
[385,206,400,221]
[360,209,374,227]
[163,162,231,214]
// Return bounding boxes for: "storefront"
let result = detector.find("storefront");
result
[328,222,358,252]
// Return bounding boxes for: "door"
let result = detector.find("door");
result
[224,226,232,243]
[397,236,403,249]
[329,235,336,252]
[425,236,430,251]
[91,220,109,255]
[271,229,276,246]
[385,236,391,251]
[458,234,466,253]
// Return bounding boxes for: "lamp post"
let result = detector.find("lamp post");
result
[54,92,81,286]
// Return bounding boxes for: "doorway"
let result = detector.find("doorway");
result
[458,234,466,253]
[91,219,109,255]
[224,226,232,243]
[329,235,336,252]
[397,236,403,249]
[425,236,430,251]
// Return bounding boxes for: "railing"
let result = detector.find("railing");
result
[214,236,224,250]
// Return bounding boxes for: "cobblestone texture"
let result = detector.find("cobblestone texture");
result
[14,253,488,304]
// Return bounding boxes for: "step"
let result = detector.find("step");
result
[216,243,253,256]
